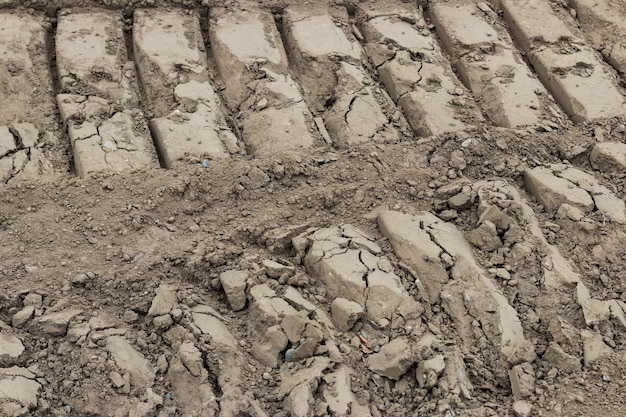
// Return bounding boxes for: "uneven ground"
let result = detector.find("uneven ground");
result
[1,0,626,416]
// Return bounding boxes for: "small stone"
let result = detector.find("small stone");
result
[581,329,612,366]
[122,310,139,323]
[465,220,502,251]
[110,371,125,388]
[367,338,415,380]
[219,270,248,311]
[590,142,626,173]
[439,209,458,221]
[256,98,268,110]
[556,203,585,222]
[292,324,324,361]
[330,298,364,331]
[11,122,39,148]
[104,336,155,388]
[262,260,295,279]
[448,191,472,209]
[251,325,289,368]
[148,285,178,317]
[23,293,43,308]
[513,400,532,417]
[38,309,82,336]
[170,308,183,322]
[157,354,168,374]
[0,333,25,365]
[495,268,511,280]
[245,167,270,189]
[0,368,41,408]
[281,313,309,343]
[153,314,174,331]
[542,342,581,373]
[416,355,445,388]
[12,306,35,328]
[71,273,89,286]
[449,150,466,170]
[509,363,535,401]
[248,284,276,301]
[477,2,494,14]
[89,315,116,330]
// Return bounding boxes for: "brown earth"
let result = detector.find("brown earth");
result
[1,1,626,417]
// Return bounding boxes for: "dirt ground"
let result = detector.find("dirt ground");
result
[1,0,626,416]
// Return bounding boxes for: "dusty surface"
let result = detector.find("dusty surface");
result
[1,1,626,417]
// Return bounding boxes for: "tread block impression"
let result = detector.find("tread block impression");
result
[378,209,536,365]
[429,1,557,129]
[570,0,626,80]
[283,6,405,146]
[56,10,158,177]
[524,164,626,223]
[0,13,56,183]
[502,0,626,122]
[358,5,483,137]
[133,9,238,168]
[209,3,316,155]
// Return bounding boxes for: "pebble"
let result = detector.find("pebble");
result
[449,150,467,170]
[513,400,532,417]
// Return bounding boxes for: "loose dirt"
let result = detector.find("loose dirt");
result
[1,1,626,417]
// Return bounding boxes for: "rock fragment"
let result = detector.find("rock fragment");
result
[331,298,364,331]
[443,350,473,399]
[416,355,445,388]
[367,338,415,379]
[12,306,34,328]
[0,367,41,410]
[251,325,289,368]
[513,400,533,417]
[321,365,372,416]
[0,333,24,366]
[104,336,155,388]
[542,342,581,373]
[192,313,238,349]
[509,363,535,401]
[590,142,626,173]
[465,220,502,251]
[262,259,295,279]
[37,309,82,336]
[147,285,177,317]
[581,329,612,366]
[219,270,248,311]
[166,341,219,417]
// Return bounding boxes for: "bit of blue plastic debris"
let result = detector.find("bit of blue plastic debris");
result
[202,160,209,168]
[164,393,172,401]
[285,348,295,362]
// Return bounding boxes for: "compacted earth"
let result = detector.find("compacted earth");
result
[1,0,626,416]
